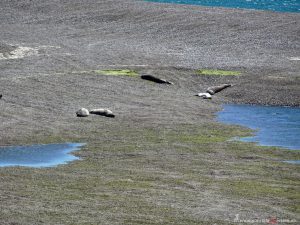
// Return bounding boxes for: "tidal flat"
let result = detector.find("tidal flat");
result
[0,0,299,224]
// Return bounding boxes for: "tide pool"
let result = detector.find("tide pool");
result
[217,104,300,150]
[0,143,85,168]
[146,0,300,13]
[284,160,300,164]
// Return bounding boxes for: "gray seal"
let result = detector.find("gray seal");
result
[76,108,89,117]
[196,92,212,99]
[89,108,115,118]
[206,84,231,95]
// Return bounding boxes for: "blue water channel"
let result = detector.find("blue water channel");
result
[146,0,300,13]
[217,104,300,163]
[0,143,85,168]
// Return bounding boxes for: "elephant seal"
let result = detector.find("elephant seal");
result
[89,108,115,118]
[76,108,89,117]
[206,84,231,95]
[141,75,173,85]
[196,92,212,99]
[0,94,2,99]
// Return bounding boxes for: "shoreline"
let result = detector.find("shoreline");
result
[0,0,299,224]
[144,0,300,14]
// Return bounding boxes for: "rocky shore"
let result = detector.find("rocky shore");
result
[0,1,299,224]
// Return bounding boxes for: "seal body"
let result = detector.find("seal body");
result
[141,75,173,84]
[207,84,231,95]
[90,108,115,117]
[196,93,212,99]
[76,108,89,117]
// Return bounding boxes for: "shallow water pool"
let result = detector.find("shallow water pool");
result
[283,160,300,164]
[146,0,300,13]
[0,143,85,168]
[217,104,300,150]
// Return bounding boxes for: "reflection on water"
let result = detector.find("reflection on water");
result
[217,104,300,150]
[0,143,85,168]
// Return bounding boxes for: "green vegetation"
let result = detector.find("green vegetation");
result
[94,69,138,76]
[197,69,241,76]
[222,179,300,199]
[1,123,299,224]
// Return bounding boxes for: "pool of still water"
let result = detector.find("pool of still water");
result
[146,0,300,13]
[217,104,300,164]
[0,143,85,168]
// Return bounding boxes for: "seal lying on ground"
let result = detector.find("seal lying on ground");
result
[196,93,212,99]
[76,108,89,117]
[206,84,231,95]
[89,108,115,118]
[141,75,173,84]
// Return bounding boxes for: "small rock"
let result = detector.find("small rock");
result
[90,108,115,118]
[76,108,89,117]
[196,93,212,99]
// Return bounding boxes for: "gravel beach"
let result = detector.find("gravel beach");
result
[0,0,299,224]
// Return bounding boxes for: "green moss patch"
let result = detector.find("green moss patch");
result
[2,123,299,224]
[94,69,138,76]
[197,69,241,76]
[222,179,300,200]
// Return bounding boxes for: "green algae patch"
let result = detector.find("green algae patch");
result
[94,69,138,77]
[197,69,241,76]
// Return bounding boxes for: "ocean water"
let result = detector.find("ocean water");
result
[0,143,85,168]
[146,0,300,13]
[217,104,300,151]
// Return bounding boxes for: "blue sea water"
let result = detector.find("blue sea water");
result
[217,104,300,151]
[146,0,300,13]
[0,143,85,168]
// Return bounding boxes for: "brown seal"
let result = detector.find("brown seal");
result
[206,84,231,95]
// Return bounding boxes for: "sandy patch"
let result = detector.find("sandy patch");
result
[289,57,300,61]
[0,46,38,60]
